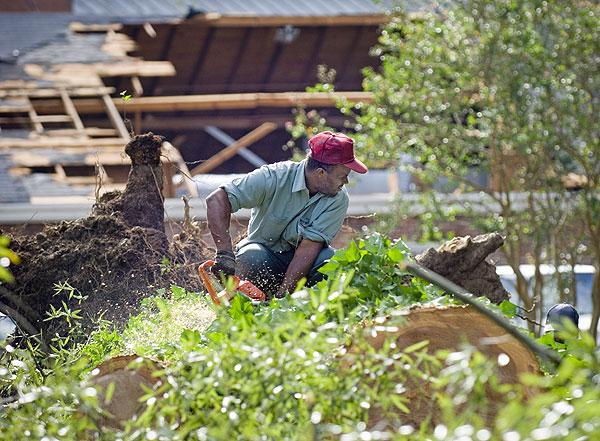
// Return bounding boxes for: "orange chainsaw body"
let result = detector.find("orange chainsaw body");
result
[198,260,266,306]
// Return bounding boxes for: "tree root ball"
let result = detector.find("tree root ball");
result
[416,233,510,304]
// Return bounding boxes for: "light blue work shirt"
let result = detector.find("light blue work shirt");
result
[221,160,349,253]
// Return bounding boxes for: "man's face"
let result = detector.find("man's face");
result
[316,164,351,196]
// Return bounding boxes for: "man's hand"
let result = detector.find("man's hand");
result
[276,239,324,298]
[212,250,236,277]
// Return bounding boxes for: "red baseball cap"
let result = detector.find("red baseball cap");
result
[308,131,368,174]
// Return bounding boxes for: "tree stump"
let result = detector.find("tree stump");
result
[89,355,162,429]
[353,305,541,428]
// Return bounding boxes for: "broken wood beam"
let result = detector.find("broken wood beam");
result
[190,122,277,175]
[0,87,115,99]
[110,91,374,112]
[102,94,131,140]
[28,91,374,115]
[0,137,130,149]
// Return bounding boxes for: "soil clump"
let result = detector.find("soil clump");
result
[2,133,211,338]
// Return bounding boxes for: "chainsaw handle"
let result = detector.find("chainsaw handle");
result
[198,260,266,305]
[198,260,222,305]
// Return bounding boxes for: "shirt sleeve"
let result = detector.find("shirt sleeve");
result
[301,192,349,245]
[220,167,271,213]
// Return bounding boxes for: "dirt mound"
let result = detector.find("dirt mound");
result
[3,133,211,337]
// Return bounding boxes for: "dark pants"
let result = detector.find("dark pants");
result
[236,242,334,295]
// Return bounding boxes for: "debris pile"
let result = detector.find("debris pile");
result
[3,133,211,336]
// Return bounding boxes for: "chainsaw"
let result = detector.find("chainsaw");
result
[198,260,266,306]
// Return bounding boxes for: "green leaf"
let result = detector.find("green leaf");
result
[404,340,429,353]
[499,300,517,318]
[104,381,115,404]
[345,240,361,262]
[0,266,14,283]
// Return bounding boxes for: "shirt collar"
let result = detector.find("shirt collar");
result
[292,159,308,193]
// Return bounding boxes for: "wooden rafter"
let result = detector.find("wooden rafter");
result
[27,91,374,114]
[101,94,131,140]
[190,122,277,175]
[25,96,44,134]
[59,88,85,132]
[0,138,130,149]
[0,87,115,98]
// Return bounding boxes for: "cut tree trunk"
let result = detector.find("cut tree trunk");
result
[89,355,163,429]
[351,304,541,429]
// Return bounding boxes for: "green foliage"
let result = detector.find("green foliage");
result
[121,286,215,359]
[3,231,600,439]
[120,89,131,102]
[318,233,445,313]
[0,234,20,283]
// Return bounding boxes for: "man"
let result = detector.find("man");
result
[205,131,368,298]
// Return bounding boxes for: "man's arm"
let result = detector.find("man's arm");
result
[276,239,324,297]
[205,188,237,276]
[206,188,234,252]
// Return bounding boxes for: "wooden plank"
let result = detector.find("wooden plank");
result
[54,164,67,181]
[101,94,131,140]
[36,115,73,123]
[26,91,374,114]
[0,106,30,113]
[190,122,276,175]
[0,137,129,149]
[131,76,144,97]
[112,91,374,112]
[70,22,123,33]
[25,97,44,133]
[0,87,115,98]
[95,61,176,78]
[59,88,85,131]
[8,149,129,167]
[38,128,118,137]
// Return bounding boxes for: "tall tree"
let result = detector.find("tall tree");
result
[291,0,600,337]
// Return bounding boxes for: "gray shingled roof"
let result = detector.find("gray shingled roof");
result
[72,0,425,20]
[73,0,186,22]
[0,13,73,63]
[0,154,29,203]
[184,0,421,16]
[0,1,426,64]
